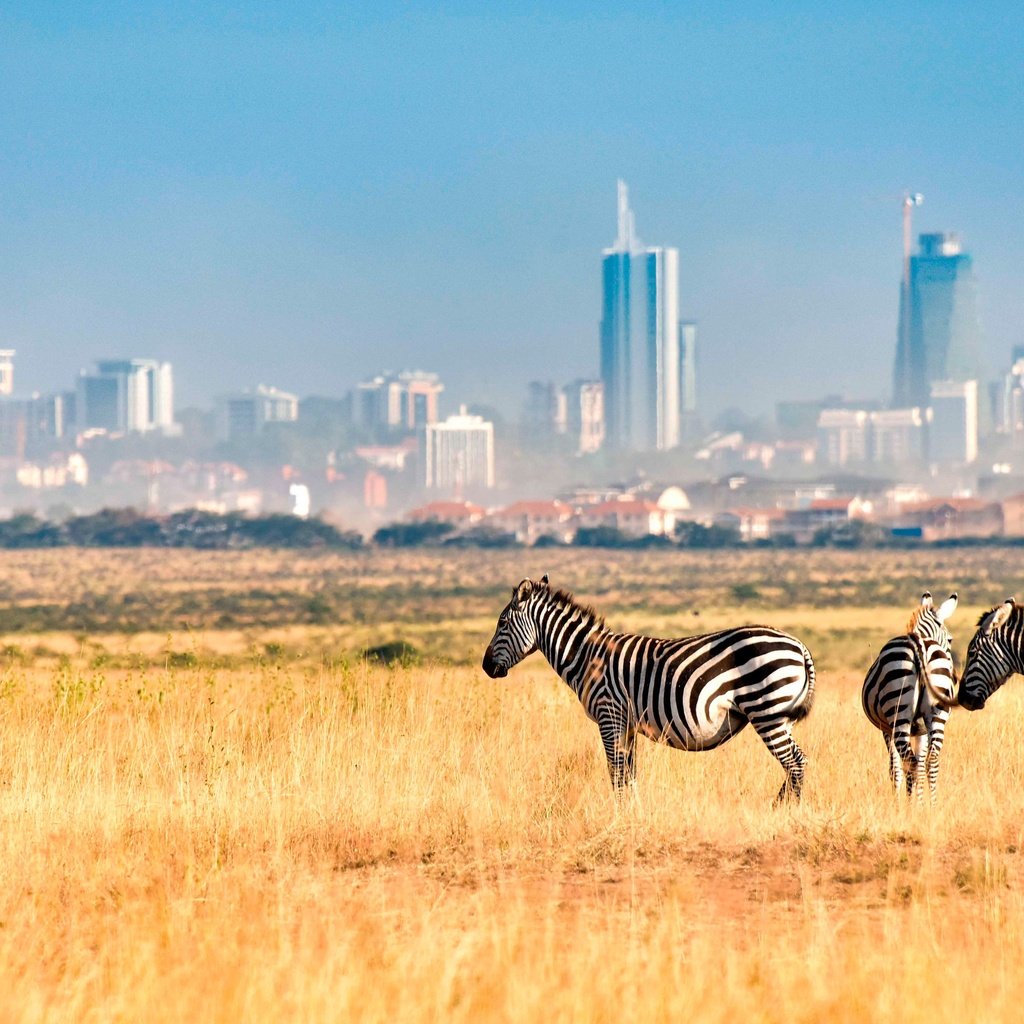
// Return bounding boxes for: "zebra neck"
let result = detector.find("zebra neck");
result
[534,604,606,685]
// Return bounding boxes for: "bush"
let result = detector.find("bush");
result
[573,526,631,548]
[675,521,740,548]
[442,527,519,548]
[373,521,455,547]
[0,509,363,550]
[532,534,567,548]
[362,641,419,666]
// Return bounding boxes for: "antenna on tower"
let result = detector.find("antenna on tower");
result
[902,191,924,282]
[614,179,638,251]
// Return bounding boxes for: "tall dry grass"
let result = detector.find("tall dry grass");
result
[2,649,1024,1022]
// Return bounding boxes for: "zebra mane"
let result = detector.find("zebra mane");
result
[544,587,607,629]
[976,603,1023,628]
[905,606,935,634]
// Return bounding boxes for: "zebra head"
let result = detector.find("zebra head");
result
[482,575,549,678]
[910,591,958,651]
[958,599,1018,711]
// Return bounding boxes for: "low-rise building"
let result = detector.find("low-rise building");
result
[488,500,576,544]
[713,507,786,542]
[578,498,676,538]
[407,501,486,528]
[894,498,1003,541]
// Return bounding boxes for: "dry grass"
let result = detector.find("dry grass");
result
[2,548,1024,1021]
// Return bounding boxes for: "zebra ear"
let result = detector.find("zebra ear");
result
[981,600,1014,634]
[540,574,550,586]
[920,592,933,609]
[936,593,958,623]
[514,579,534,605]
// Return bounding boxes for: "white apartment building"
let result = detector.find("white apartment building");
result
[424,405,495,491]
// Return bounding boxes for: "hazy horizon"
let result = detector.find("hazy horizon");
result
[2,2,1022,420]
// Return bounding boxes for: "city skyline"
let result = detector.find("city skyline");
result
[1,5,1022,417]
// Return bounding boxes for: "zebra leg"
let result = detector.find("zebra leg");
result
[926,729,944,801]
[886,734,905,794]
[909,734,929,802]
[596,705,635,790]
[750,717,807,803]
[893,723,915,798]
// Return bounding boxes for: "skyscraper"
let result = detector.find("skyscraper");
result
[892,232,984,411]
[600,181,680,451]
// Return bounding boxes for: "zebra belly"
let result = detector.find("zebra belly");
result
[636,708,747,752]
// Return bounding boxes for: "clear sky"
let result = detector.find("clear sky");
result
[1,1,1022,417]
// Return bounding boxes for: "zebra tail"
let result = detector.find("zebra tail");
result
[789,644,816,722]
[909,633,957,709]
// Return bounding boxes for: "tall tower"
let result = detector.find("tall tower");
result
[599,182,680,451]
[895,233,985,414]
[892,193,922,408]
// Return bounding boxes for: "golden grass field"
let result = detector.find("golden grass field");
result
[3,547,1024,1022]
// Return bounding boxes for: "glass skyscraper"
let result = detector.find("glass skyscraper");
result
[600,181,680,451]
[893,232,984,411]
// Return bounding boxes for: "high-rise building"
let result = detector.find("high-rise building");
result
[356,371,443,434]
[870,408,930,464]
[600,181,680,451]
[929,379,979,464]
[679,321,698,440]
[997,355,1024,441]
[893,233,984,412]
[424,405,495,492]
[217,385,299,441]
[76,359,175,434]
[563,380,605,454]
[816,409,870,466]
[522,381,567,443]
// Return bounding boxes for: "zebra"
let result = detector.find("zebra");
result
[481,575,816,802]
[955,598,1022,711]
[861,592,957,799]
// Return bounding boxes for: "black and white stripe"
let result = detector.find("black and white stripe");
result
[482,576,816,802]
[861,592,957,799]
[958,598,1023,711]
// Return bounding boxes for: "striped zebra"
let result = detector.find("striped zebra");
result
[481,576,816,802]
[956,598,1022,711]
[861,592,958,798]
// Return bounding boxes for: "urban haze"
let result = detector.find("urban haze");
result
[0,4,1023,540]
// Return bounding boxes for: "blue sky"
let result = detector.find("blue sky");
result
[1,2,1022,416]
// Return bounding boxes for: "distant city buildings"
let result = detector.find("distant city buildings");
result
[996,351,1024,442]
[77,359,175,435]
[893,232,984,412]
[522,379,605,455]
[423,405,495,492]
[0,350,14,396]
[816,405,932,467]
[930,379,979,464]
[356,370,443,434]
[217,385,299,441]
[600,181,684,451]
[679,321,699,439]
[563,380,605,454]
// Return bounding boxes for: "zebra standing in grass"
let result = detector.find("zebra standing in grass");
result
[481,576,816,803]
[861,592,958,798]
[955,598,1023,711]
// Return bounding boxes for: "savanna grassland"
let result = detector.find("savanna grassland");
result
[4,546,1024,1022]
